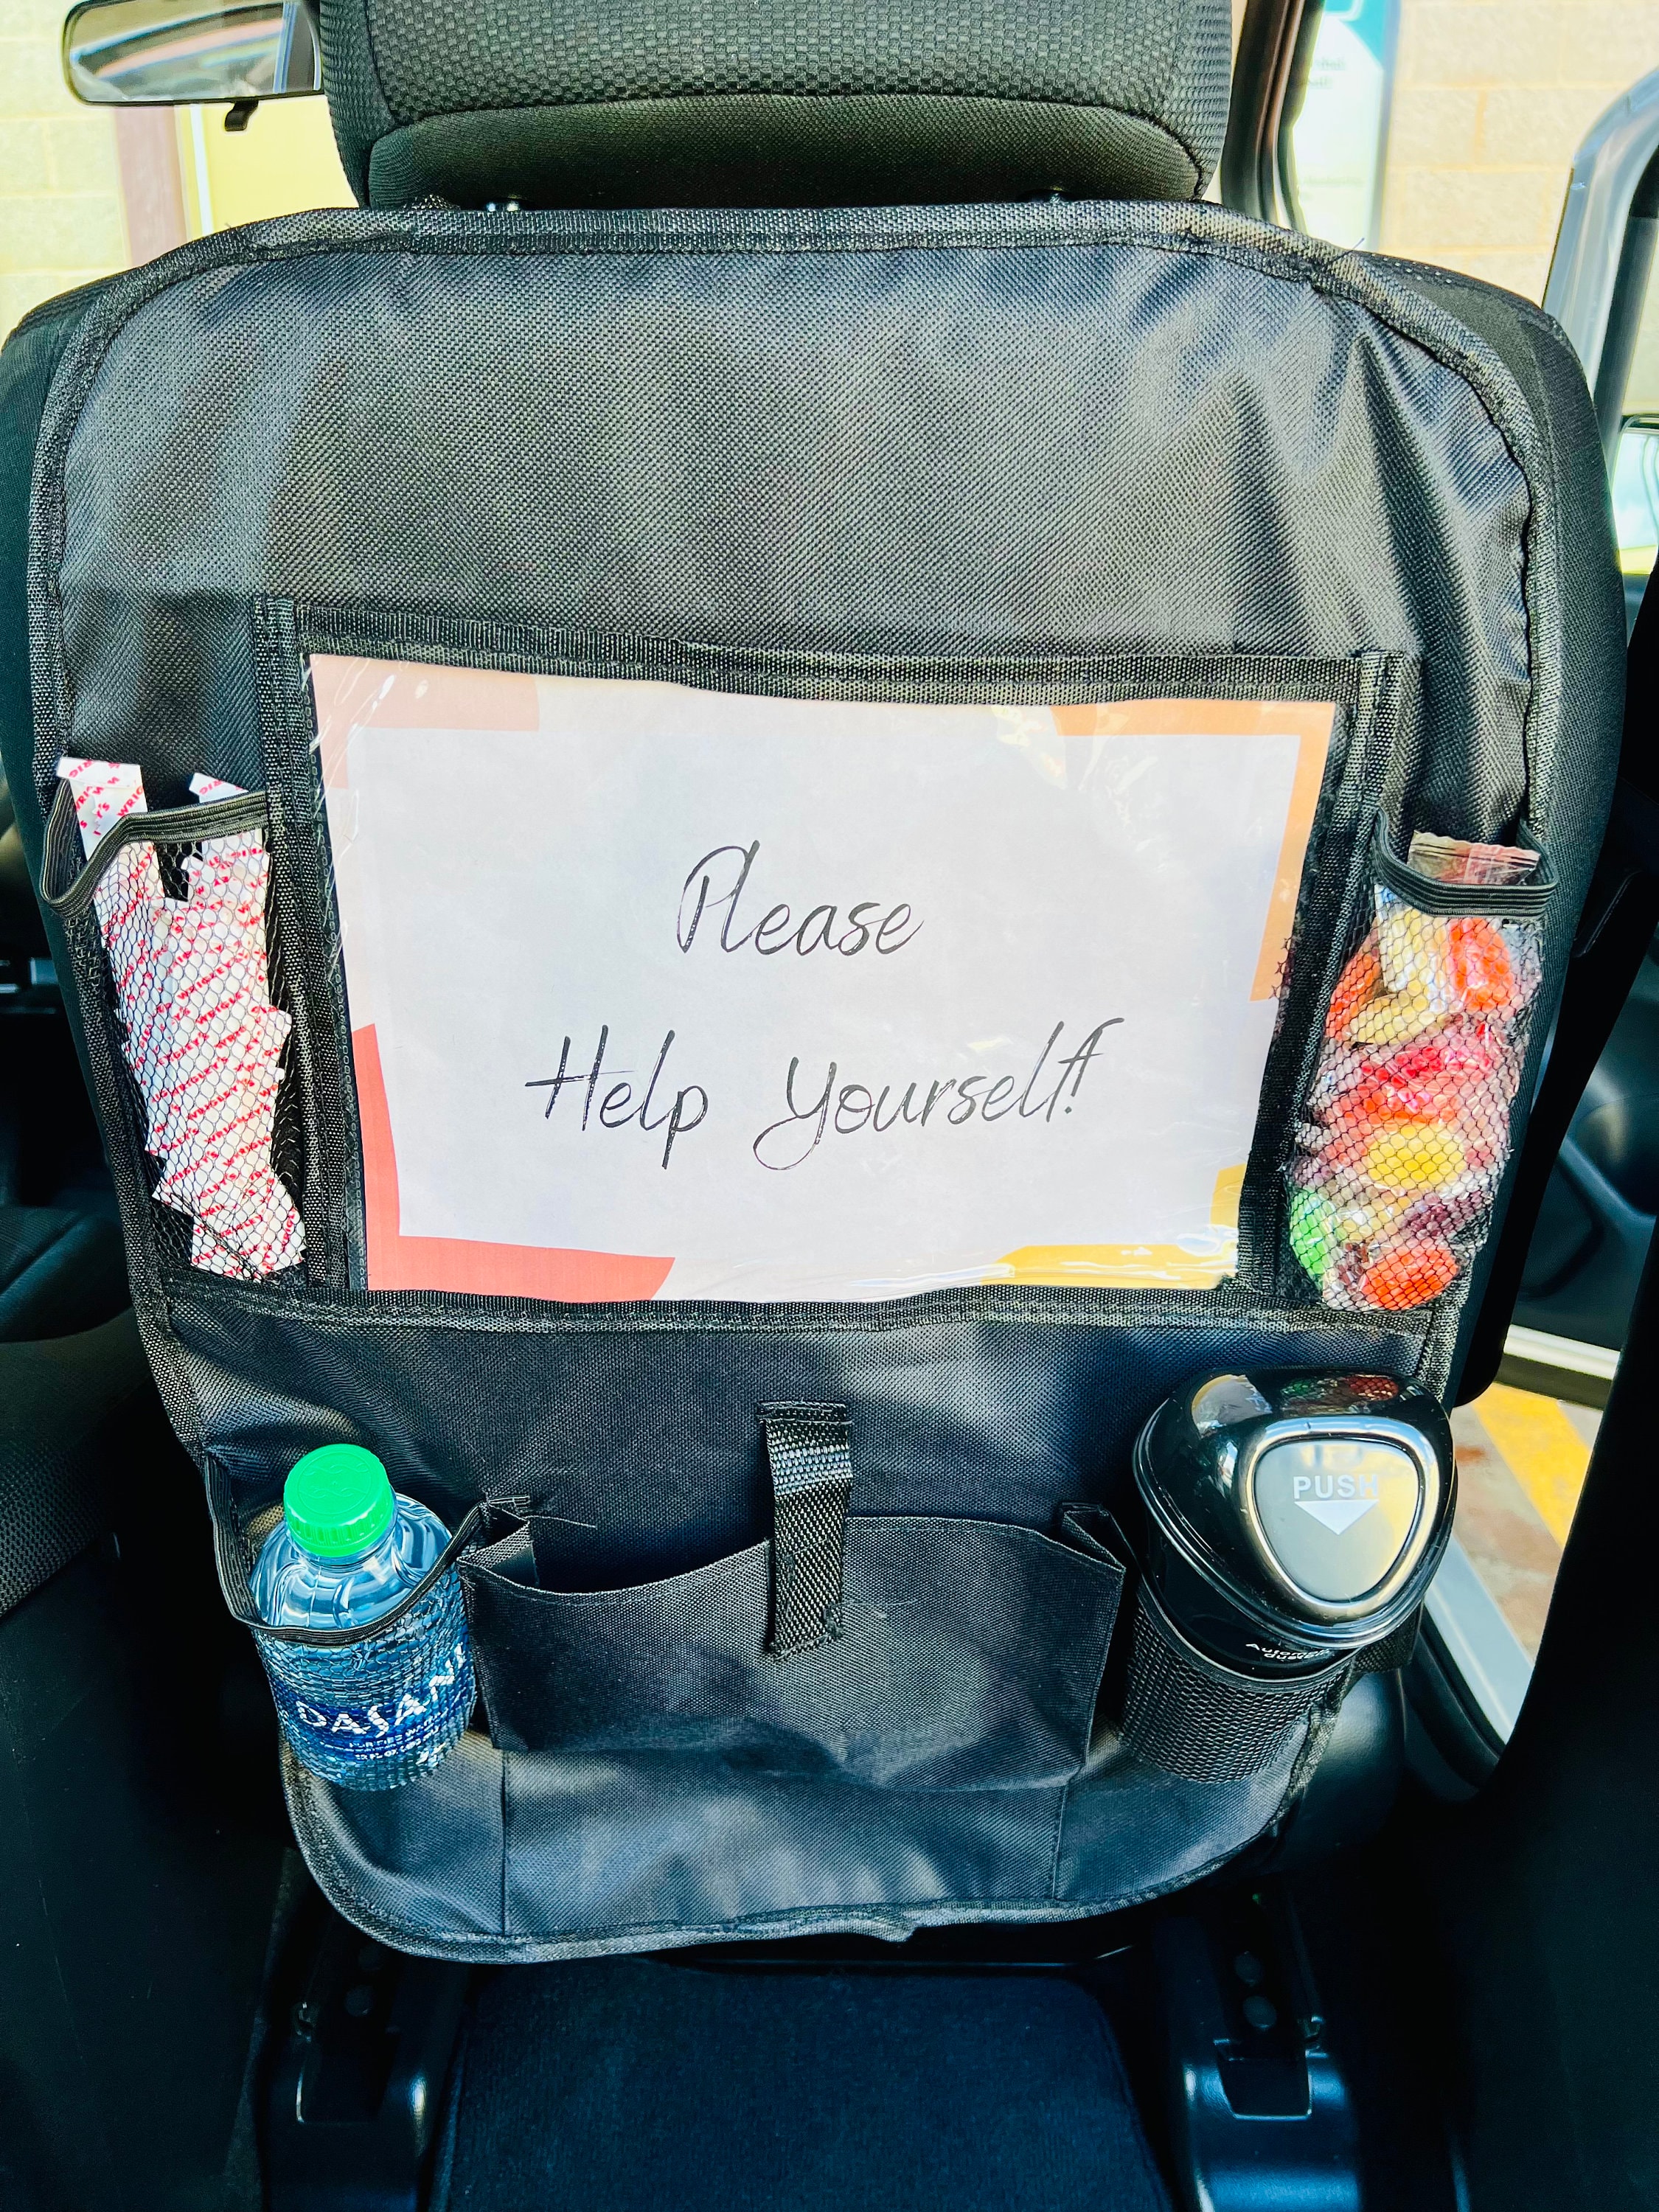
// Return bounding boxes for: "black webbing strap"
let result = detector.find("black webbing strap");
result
[759,1402,852,1658]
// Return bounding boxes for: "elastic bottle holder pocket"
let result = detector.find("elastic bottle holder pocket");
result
[460,1405,1126,1790]
[1287,818,1555,1312]
[1120,1585,1348,1785]
[253,1570,475,1792]
[40,777,306,1281]
[235,1500,485,1793]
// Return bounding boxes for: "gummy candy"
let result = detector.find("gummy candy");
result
[1359,1241,1459,1311]
[1289,1188,1340,1279]
[1445,915,1516,1012]
[1318,1242,1371,1310]
[1326,939,1382,1039]
[1347,979,1443,1048]
[1363,1126,1467,1192]
[1351,1072,1462,1127]
[1374,1025,1503,1092]
[1399,1189,1486,1239]
[1377,901,1441,995]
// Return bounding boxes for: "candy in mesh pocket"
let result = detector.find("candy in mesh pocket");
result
[1287,824,1551,1313]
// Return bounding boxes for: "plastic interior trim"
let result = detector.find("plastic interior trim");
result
[1422,1532,1532,1741]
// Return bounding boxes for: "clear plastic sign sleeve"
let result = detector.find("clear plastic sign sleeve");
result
[313,658,1332,1304]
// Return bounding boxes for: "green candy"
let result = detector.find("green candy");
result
[1290,1188,1341,1284]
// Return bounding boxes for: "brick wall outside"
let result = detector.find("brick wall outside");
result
[0,0,126,340]
[1380,0,1659,298]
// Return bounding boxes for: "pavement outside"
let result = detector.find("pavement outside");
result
[1450,1385,1599,1658]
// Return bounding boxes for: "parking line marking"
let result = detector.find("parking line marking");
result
[1468,1383,1592,1545]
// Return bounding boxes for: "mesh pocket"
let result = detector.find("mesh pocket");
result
[1285,822,1552,1313]
[42,776,306,1281]
[1120,1586,1343,1784]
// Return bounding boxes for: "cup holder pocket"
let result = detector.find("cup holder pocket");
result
[461,1502,1124,1792]
[1119,1585,1347,1784]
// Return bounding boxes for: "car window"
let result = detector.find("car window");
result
[1287,0,1659,302]
[173,88,349,234]
[1287,7,1658,1725]
[3,0,347,337]
[1449,1385,1601,1663]
[1284,0,1400,251]
[1613,282,1659,582]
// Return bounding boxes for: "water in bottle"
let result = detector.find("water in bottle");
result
[250,1443,474,1790]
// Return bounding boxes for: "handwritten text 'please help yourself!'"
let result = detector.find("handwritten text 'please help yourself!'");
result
[524,839,1124,1171]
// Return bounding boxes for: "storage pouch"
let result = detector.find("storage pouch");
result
[1119,1584,1348,1784]
[38,777,307,1285]
[17,199,1615,1958]
[462,1405,1125,1791]
[1286,820,1556,1313]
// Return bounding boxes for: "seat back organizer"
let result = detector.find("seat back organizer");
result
[7,0,1622,1964]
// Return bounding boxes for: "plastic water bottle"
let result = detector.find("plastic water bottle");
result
[250,1444,474,1791]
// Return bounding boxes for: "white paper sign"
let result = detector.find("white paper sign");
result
[314,658,1331,1303]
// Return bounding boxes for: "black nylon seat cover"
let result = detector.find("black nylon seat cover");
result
[37,209,1549,827]
[0,186,1623,1953]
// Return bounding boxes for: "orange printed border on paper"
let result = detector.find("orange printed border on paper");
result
[310,655,540,790]
[353,1024,672,1301]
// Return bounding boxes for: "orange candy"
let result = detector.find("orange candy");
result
[1360,1241,1459,1311]
[1352,1077,1459,1128]
[1445,917,1515,1013]
[1326,940,1382,1038]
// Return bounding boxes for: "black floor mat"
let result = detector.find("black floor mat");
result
[442,1956,1172,2212]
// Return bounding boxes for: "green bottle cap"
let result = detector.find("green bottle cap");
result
[283,1444,396,1560]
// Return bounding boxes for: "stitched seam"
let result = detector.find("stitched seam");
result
[24,204,1550,823]
[168,1270,1433,1340]
[500,1751,509,1936]
[1046,1776,1070,1899]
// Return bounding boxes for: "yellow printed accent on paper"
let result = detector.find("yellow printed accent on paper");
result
[992,1166,1248,1289]
[1210,1164,1245,1230]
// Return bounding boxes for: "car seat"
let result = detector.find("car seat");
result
[0,0,1623,1962]
[0,766,130,1341]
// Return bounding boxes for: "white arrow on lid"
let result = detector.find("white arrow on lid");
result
[1295,1495,1379,1536]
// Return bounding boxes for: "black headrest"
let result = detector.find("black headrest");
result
[318,0,1234,212]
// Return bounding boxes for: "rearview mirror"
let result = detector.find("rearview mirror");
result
[62,0,321,105]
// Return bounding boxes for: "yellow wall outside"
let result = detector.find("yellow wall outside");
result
[0,0,349,342]
[1382,0,1659,299]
